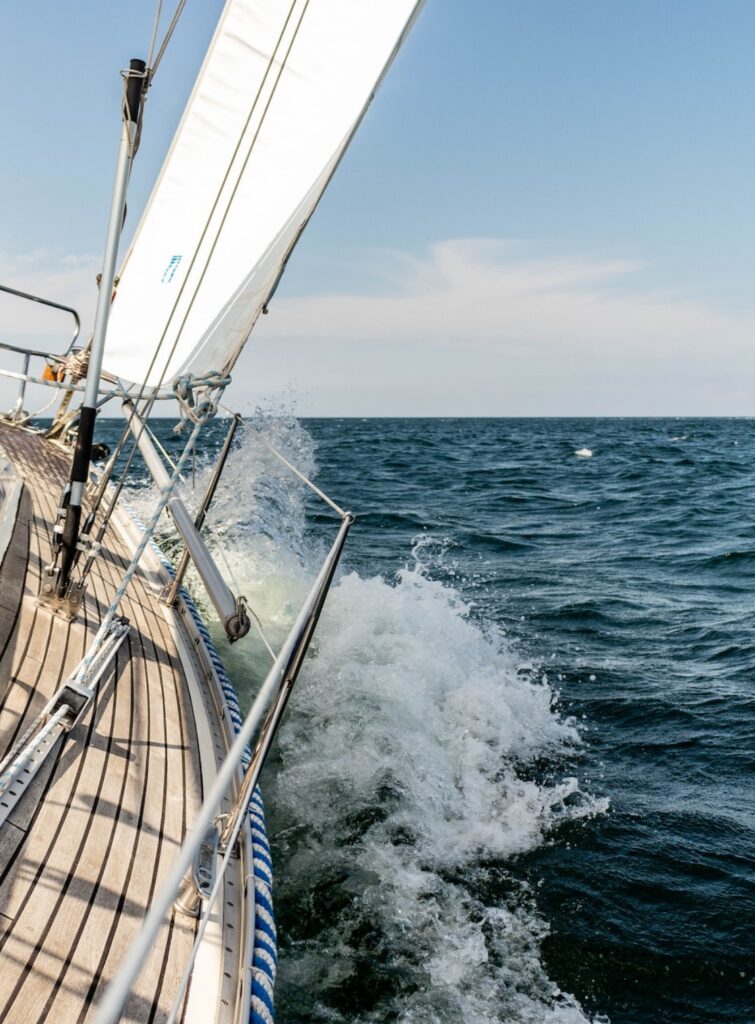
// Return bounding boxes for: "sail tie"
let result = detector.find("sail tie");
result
[173,370,232,427]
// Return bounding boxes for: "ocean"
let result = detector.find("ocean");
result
[117,415,753,1024]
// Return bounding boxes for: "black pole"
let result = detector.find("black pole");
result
[54,59,145,599]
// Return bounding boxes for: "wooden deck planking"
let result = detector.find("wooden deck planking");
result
[0,485,31,680]
[0,423,210,1024]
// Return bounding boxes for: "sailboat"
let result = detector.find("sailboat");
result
[0,1,425,1021]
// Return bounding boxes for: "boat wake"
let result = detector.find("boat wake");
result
[133,416,608,1024]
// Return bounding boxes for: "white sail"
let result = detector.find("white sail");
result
[103,0,424,392]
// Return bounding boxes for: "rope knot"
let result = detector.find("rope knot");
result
[172,370,231,430]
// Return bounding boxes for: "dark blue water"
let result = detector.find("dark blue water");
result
[103,416,754,1024]
[293,417,754,1024]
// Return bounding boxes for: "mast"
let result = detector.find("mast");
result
[52,59,146,603]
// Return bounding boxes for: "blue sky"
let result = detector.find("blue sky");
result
[2,1,755,414]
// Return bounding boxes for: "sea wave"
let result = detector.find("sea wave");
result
[267,562,607,1024]
[135,416,608,1024]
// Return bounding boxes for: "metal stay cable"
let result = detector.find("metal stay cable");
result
[145,0,189,81]
[74,416,204,685]
[144,420,187,481]
[77,0,306,577]
[149,0,188,79]
[142,0,307,403]
[96,512,352,1024]
[262,439,347,518]
[80,370,166,551]
[215,401,347,517]
[146,0,164,69]
[163,733,266,1024]
[85,0,302,484]
[78,412,189,580]
[81,422,142,545]
[78,413,195,581]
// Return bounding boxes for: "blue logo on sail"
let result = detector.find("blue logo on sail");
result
[161,255,182,283]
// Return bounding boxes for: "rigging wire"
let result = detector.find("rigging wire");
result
[143,0,307,402]
[117,0,302,429]
[150,0,188,79]
[212,541,277,661]
[262,439,347,518]
[77,0,307,583]
[144,420,189,484]
[26,390,60,421]
[216,402,348,519]
[145,0,164,71]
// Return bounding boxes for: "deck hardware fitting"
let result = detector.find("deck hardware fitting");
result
[0,616,130,827]
[37,571,87,620]
[175,825,220,917]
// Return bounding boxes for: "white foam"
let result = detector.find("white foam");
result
[267,559,606,1022]
[133,416,607,1022]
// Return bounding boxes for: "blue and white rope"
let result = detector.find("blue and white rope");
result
[125,505,276,1024]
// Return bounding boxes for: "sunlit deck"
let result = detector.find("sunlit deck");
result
[0,422,246,1024]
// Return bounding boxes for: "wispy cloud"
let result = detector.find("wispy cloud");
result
[2,240,753,415]
[260,238,753,353]
[247,238,755,414]
[0,249,98,338]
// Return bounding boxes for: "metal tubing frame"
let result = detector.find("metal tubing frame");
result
[9,353,30,421]
[0,283,81,421]
[123,401,249,640]
[0,365,122,398]
[0,283,81,354]
[219,510,347,850]
[96,511,353,1024]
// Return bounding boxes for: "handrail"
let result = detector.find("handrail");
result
[0,340,77,361]
[0,283,82,422]
[0,365,124,401]
[96,509,353,1024]
[0,283,81,354]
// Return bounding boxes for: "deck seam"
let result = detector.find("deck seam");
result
[0,424,205,1024]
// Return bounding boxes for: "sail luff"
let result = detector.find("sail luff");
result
[103,0,425,393]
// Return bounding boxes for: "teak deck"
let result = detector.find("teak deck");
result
[0,422,227,1023]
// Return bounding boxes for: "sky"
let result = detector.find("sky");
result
[2,0,755,416]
